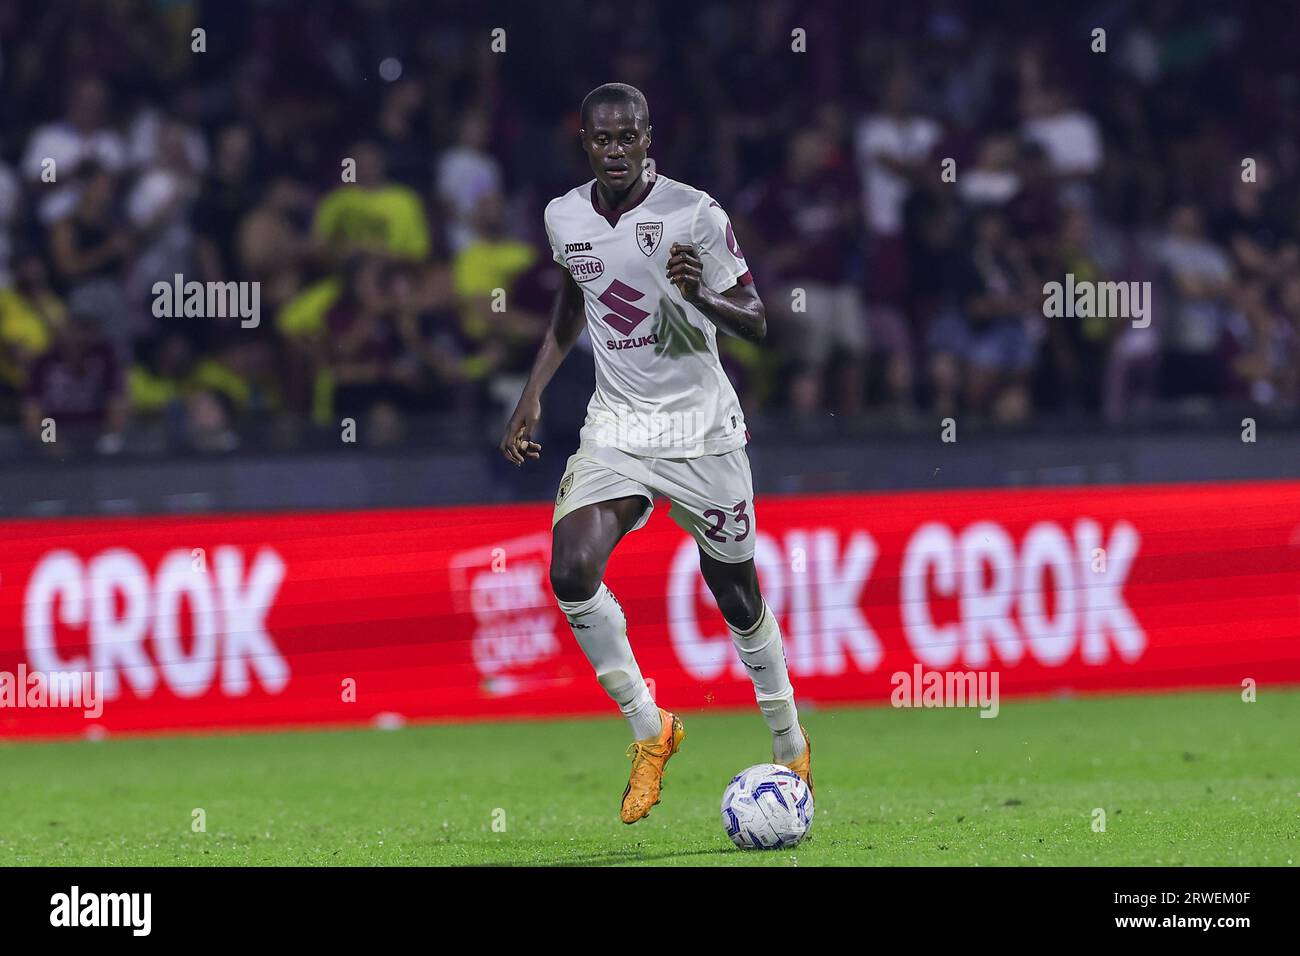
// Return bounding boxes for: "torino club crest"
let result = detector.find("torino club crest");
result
[636,221,663,256]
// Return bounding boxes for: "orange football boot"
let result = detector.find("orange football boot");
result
[775,725,814,797]
[620,708,685,824]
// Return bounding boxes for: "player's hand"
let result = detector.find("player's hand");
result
[500,393,542,466]
[667,243,704,302]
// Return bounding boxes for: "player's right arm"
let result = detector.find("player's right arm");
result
[498,265,584,465]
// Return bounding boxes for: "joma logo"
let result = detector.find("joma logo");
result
[564,241,593,253]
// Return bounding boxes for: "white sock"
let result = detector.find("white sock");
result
[557,582,663,741]
[728,602,805,764]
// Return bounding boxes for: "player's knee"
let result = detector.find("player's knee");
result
[549,550,601,604]
[713,579,763,631]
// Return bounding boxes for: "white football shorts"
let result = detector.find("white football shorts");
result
[551,440,757,563]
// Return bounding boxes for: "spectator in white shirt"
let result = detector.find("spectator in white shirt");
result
[853,70,941,403]
[436,111,502,254]
[854,71,943,240]
[1021,84,1103,207]
[21,76,128,225]
[1155,204,1235,387]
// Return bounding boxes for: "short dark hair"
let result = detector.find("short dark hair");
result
[580,83,650,130]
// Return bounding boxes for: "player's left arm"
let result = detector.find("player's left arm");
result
[667,197,765,341]
[666,247,766,342]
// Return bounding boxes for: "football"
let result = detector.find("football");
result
[720,763,814,850]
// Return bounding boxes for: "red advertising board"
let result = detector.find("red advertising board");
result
[1,480,1298,738]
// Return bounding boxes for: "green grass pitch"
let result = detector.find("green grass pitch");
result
[2,688,1297,866]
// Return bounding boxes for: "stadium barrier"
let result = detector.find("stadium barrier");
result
[2,481,1298,737]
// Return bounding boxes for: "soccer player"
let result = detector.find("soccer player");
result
[500,83,811,824]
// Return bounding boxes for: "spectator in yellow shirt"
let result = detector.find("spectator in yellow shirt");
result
[452,192,545,351]
[313,141,430,262]
[0,255,68,404]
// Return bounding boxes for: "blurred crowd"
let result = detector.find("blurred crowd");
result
[1,0,1298,459]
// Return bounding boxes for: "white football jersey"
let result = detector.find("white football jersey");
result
[543,174,753,458]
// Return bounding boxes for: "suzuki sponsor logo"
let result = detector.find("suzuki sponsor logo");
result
[605,334,659,350]
[23,547,289,701]
[597,279,650,335]
[668,519,1143,679]
[593,279,660,348]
